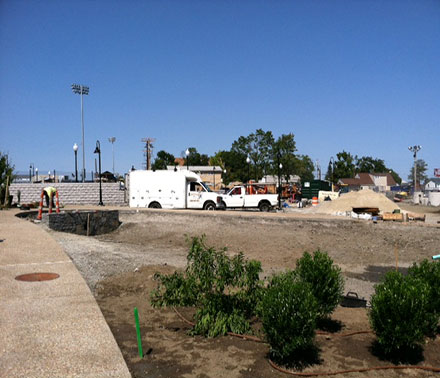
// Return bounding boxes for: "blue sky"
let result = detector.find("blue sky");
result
[1,0,439,180]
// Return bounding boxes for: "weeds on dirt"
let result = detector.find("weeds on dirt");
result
[151,235,263,337]
[369,270,434,362]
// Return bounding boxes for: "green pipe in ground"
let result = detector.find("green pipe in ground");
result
[134,307,143,358]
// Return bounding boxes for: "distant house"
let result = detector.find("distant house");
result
[425,178,440,191]
[338,172,396,192]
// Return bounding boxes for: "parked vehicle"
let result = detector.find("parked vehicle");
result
[220,185,278,211]
[128,170,222,210]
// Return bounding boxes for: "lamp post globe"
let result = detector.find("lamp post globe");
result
[73,143,79,182]
[185,149,190,170]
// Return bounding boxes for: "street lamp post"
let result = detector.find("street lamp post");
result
[213,166,216,190]
[408,145,422,192]
[71,83,89,182]
[330,156,335,191]
[108,137,116,175]
[73,143,78,182]
[185,149,190,170]
[29,164,32,183]
[278,160,283,210]
[94,140,104,206]
[246,156,251,186]
[35,168,38,182]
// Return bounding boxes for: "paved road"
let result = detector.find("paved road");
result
[0,209,131,378]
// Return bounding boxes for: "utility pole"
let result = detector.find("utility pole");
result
[141,138,156,170]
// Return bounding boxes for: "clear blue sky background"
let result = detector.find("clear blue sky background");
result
[1,0,439,180]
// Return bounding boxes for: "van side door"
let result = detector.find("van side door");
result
[187,182,204,209]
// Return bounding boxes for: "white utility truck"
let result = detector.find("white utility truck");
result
[128,170,222,210]
[220,185,279,212]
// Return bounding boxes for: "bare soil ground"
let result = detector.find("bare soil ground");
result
[49,207,440,378]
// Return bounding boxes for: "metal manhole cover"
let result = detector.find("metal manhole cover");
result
[15,273,60,282]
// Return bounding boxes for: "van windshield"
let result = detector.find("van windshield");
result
[200,182,212,192]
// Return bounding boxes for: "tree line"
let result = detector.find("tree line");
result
[152,129,413,186]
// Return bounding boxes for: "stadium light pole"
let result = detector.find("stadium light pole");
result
[108,137,116,175]
[71,84,89,182]
[408,145,421,191]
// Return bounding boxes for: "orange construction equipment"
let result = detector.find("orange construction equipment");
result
[312,197,319,206]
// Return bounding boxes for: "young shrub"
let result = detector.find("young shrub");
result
[369,271,433,357]
[151,236,263,337]
[408,260,440,335]
[150,271,197,307]
[260,271,318,365]
[295,250,344,319]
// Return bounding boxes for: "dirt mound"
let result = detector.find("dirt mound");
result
[313,189,400,215]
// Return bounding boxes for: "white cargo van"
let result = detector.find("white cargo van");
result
[128,170,221,210]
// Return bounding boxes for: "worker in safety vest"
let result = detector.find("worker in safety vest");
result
[43,186,57,208]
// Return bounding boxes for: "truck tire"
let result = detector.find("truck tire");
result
[259,201,271,212]
[203,201,216,211]
[149,202,162,209]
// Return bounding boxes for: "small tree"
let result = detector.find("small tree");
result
[369,271,434,357]
[0,152,15,206]
[151,236,263,337]
[295,250,344,319]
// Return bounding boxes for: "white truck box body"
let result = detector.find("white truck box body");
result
[129,170,219,210]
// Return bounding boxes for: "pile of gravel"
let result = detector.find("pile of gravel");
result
[312,189,400,215]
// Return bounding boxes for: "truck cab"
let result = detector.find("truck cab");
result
[220,185,278,211]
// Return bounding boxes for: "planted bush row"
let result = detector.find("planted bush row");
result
[151,236,440,366]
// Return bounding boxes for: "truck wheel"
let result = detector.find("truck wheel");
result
[221,201,227,210]
[203,201,216,211]
[149,202,162,209]
[259,201,271,212]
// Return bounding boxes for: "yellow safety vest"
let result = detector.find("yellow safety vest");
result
[44,187,57,196]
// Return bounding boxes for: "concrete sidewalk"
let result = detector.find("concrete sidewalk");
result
[0,209,131,377]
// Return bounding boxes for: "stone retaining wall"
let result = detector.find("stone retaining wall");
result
[9,183,126,205]
[45,210,120,235]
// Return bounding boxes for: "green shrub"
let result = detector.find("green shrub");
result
[408,259,440,335]
[151,236,263,337]
[295,250,344,319]
[369,271,433,355]
[260,271,318,364]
